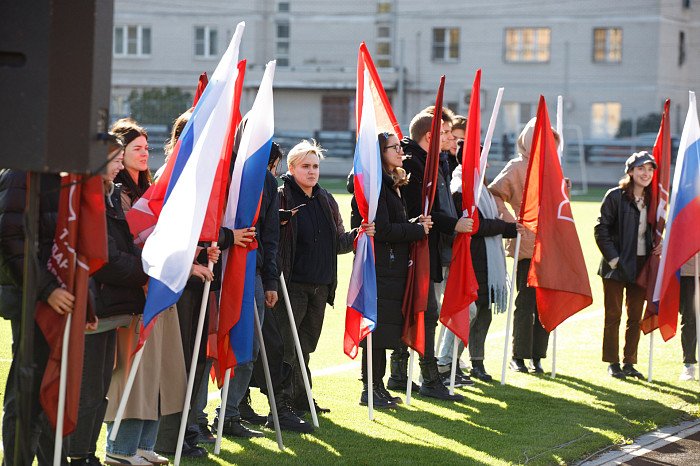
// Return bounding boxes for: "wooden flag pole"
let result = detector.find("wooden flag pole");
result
[253,297,284,450]
[406,350,415,405]
[501,233,521,385]
[175,246,216,465]
[215,369,231,454]
[53,313,72,466]
[694,253,700,386]
[648,331,654,382]
[279,273,319,427]
[367,333,374,420]
[449,337,458,395]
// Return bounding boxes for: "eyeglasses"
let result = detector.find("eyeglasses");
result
[384,144,402,152]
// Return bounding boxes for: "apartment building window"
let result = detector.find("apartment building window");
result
[593,28,622,62]
[195,26,218,58]
[679,31,686,66]
[683,0,691,9]
[322,96,350,131]
[377,2,392,13]
[276,22,290,67]
[502,102,535,134]
[278,1,290,12]
[591,102,621,138]
[376,25,392,68]
[505,28,550,62]
[432,28,459,62]
[114,25,151,57]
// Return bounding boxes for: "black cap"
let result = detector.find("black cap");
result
[625,151,657,173]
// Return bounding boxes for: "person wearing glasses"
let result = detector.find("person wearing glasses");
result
[388,112,473,402]
[349,132,431,408]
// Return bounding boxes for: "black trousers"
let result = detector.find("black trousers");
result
[68,329,117,458]
[361,347,387,384]
[680,276,698,364]
[251,305,293,398]
[512,259,549,360]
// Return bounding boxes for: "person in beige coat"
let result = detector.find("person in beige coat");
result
[488,117,560,375]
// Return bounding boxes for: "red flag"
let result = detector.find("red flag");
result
[193,72,208,107]
[357,42,402,139]
[519,96,592,331]
[639,100,671,334]
[35,174,108,435]
[401,76,445,355]
[440,70,481,346]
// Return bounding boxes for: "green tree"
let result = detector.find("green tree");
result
[616,112,662,137]
[127,87,192,126]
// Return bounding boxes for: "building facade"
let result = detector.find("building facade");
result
[112,0,700,153]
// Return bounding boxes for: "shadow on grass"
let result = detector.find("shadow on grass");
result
[189,372,693,465]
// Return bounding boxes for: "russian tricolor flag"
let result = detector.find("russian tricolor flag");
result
[140,22,246,327]
[343,69,381,359]
[654,90,700,341]
[217,61,276,374]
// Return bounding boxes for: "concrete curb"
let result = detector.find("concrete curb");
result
[580,418,700,465]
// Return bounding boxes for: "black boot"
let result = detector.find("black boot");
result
[266,395,314,433]
[418,358,463,401]
[239,389,267,425]
[387,349,420,391]
[360,383,398,409]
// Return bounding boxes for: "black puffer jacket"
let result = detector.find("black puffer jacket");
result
[349,172,426,349]
[277,174,356,306]
[594,187,653,283]
[400,138,458,282]
[90,184,148,318]
[0,170,61,320]
[471,208,517,303]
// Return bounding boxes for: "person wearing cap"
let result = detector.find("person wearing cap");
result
[594,151,663,380]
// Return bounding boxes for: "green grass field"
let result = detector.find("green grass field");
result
[1,183,698,465]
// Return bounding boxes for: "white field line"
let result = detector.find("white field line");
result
[206,308,605,401]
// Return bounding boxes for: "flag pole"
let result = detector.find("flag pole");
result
[253,297,284,450]
[694,253,700,386]
[647,331,654,382]
[175,246,216,466]
[215,368,231,454]
[551,95,563,379]
[449,336,458,395]
[53,313,72,466]
[109,343,145,440]
[406,350,415,405]
[367,333,374,420]
[501,233,521,385]
[279,272,318,427]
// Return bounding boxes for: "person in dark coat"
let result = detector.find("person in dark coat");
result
[0,168,68,465]
[594,151,662,380]
[393,113,472,402]
[349,132,430,408]
[70,134,148,464]
[439,156,521,383]
[273,139,371,414]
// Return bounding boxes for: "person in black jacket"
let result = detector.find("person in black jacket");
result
[438,155,521,383]
[273,139,372,414]
[70,134,146,464]
[394,112,472,402]
[349,132,431,408]
[0,166,73,465]
[594,151,662,380]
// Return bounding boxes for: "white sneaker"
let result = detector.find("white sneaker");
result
[679,364,696,381]
[104,453,153,465]
[136,450,169,465]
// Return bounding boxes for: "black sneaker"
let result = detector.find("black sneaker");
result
[607,363,626,379]
[418,381,464,401]
[239,392,267,425]
[86,454,104,466]
[622,364,644,380]
[267,397,314,433]
[295,397,330,414]
[198,422,215,444]
[375,383,403,404]
[470,364,493,382]
[213,417,264,438]
[359,386,398,409]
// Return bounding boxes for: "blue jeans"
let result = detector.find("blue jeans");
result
[106,419,160,456]
[217,275,265,420]
[437,328,465,366]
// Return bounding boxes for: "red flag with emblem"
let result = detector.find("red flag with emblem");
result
[36,174,108,435]
[519,96,592,331]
